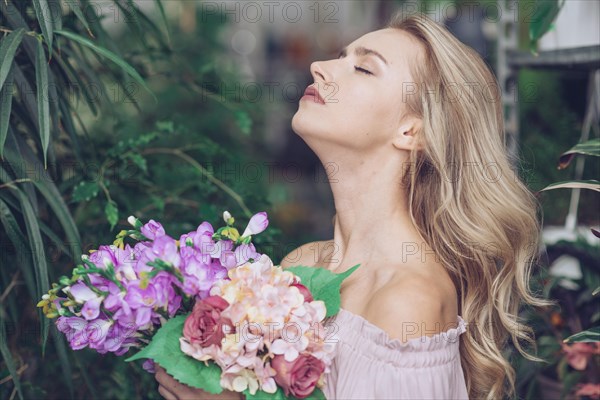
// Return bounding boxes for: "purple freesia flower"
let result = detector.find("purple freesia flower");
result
[151,236,180,268]
[81,297,103,320]
[234,243,260,265]
[89,245,119,269]
[220,250,237,270]
[141,220,166,240]
[179,255,212,296]
[69,283,97,303]
[57,316,89,350]
[241,212,269,237]
[86,319,113,349]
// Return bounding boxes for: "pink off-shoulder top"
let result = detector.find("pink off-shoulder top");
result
[322,308,469,400]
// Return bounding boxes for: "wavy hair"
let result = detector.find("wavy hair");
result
[386,12,555,400]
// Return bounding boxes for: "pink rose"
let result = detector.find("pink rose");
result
[183,295,234,347]
[574,383,600,399]
[561,342,599,371]
[271,354,325,398]
[291,283,313,302]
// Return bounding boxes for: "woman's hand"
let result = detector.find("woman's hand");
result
[155,364,244,400]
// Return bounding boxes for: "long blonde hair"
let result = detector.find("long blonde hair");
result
[387,12,555,400]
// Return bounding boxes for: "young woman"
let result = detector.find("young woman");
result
[156,12,551,400]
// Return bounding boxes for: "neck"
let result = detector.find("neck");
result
[313,143,426,272]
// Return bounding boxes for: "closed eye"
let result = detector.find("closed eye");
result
[354,66,373,75]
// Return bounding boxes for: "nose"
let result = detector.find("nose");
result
[310,60,329,83]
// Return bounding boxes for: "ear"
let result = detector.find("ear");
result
[392,117,424,151]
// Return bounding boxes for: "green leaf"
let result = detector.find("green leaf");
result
[539,180,600,192]
[72,181,100,202]
[234,110,252,135]
[126,315,224,394]
[54,30,157,102]
[56,46,100,115]
[0,66,14,158]
[127,153,147,174]
[35,40,50,169]
[243,385,325,400]
[105,200,119,230]
[64,0,94,38]
[0,27,25,90]
[0,315,24,400]
[286,265,361,318]
[13,188,50,354]
[0,195,37,307]
[563,326,600,343]
[47,0,63,32]
[33,0,54,51]
[558,138,600,169]
[593,286,600,296]
[50,327,74,398]
[154,0,171,44]
[22,154,83,259]
[529,0,564,43]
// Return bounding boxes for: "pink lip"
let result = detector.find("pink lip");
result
[302,86,325,104]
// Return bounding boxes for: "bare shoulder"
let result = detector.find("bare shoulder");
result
[280,240,334,269]
[365,270,459,343]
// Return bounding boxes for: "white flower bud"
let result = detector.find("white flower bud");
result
[223,211,232,223]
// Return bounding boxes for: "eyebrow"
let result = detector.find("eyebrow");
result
[337,46,389,65]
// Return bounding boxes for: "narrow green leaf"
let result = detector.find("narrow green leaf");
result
[35,40,50,169]
[126,315,224,393]
[33,0,54,51]
[64,0,94,38]
[57,46,100,115]
[0,195,37,300]
[529,0,564,43]
[563,326,600,343]
[54,30,157,102]
[73,352,99,399]
[122,0,146,47]
[57,97,84,163]
[558,138,600,169]
[154,0,171,44]
[105,200,119,230]
[72,181,100,202]
[539,180,600,192]
[0,67,14,158]
[286,265,361,318]
[0,28,25,90]
[592,286,600,297]
[48,0,63,32]
[50,327,75,398]
[13,188,50,354]
[0,315,24,400]
[12,65,40,133]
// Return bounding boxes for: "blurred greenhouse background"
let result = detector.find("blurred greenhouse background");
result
[0,0,598,399]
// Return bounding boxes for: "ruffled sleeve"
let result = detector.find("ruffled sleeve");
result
[322,308,469,400]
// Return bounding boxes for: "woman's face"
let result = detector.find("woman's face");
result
[292,28,422,152]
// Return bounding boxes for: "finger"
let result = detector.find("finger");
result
[155,365,171,386]
[158,385,177,400]
[155,365,187,393]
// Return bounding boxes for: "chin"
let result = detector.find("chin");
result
[291,109,324,139]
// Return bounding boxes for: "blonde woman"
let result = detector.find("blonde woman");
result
[156,12,552,400]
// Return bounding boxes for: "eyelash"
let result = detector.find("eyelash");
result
[354,66,373,75]
[336,53,373,75]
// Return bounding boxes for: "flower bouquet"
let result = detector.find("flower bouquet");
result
[39,211,359,399]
